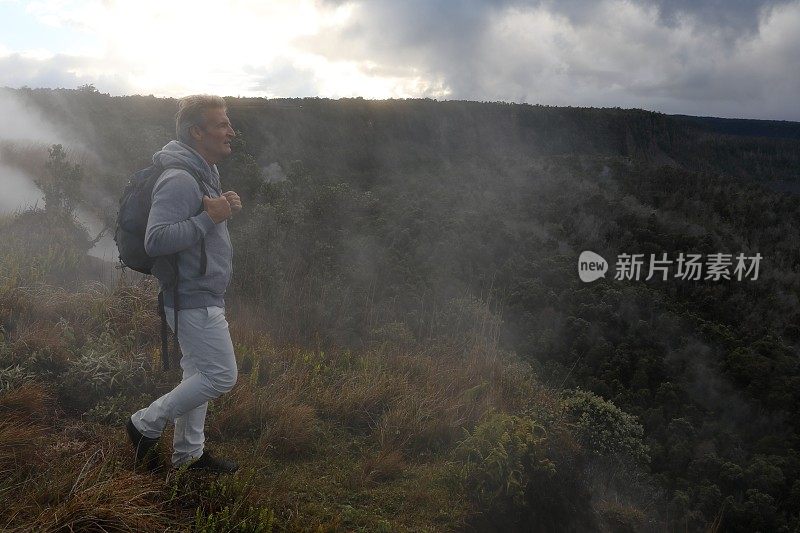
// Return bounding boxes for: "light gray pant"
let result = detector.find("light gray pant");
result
[130,306,237,466]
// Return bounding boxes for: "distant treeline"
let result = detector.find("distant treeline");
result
[6,86,799,183]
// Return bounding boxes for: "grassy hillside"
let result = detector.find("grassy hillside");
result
[0,211,654,531]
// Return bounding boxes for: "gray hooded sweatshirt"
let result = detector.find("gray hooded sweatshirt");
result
[145,140,232,309]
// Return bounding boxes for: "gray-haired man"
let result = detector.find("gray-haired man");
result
[126,95,242,473]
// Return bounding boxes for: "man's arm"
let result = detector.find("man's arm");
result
[144,171,216,257]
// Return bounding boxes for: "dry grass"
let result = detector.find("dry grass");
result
[258,401,318,457]
[0,382,51,421]
[0,284,23,336]
[211,324,531,464]
[218,323,545,465]
[0,419,43,473]
[356,448,406,486]
[0,384,50,474]
[366,350,503,454]
[211,380,319,457]
[11,450,168,532]
[215,331,543,463]
[209,380,265,438]
[0,269,573,532]
[376,400,440,453]
[7,320,73,370]
[1,416,176,531]
[229,299,275,349]
[12,280,159,345]
[100,281,161,346]
[316,368,407,431]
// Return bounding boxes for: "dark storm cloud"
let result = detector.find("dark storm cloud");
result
[310,0,800,119]
[533,0,794,33]
[645,0,792,33]
[321,0,792,32]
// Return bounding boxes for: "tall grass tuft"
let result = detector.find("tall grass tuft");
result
[0,382,50,420]
[14,450,167,532]
[0,384,49,476]
[0,419,42,474]
[210,380,318,457]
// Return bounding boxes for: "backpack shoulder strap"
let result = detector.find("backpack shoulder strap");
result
[156,164,211,198]
[156,165,210,277]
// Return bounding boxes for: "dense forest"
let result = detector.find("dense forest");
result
[1,86,799,531]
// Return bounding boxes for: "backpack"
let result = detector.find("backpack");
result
[114,163,209,370]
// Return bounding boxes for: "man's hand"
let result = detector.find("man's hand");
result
[203,195,232,223]
[222,191,242,214]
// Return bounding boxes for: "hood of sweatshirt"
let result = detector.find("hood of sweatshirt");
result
[152,140,221,194]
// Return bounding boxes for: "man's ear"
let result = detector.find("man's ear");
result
[190,124,203,142]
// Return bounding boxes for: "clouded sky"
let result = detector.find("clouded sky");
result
[1,0,798,120]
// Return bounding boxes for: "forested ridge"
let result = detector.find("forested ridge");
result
[1,86,799,531]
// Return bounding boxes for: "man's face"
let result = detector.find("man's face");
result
[194,107,235,165]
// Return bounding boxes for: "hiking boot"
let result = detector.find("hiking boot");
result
[186,450,239,474]
[126,417,162,472]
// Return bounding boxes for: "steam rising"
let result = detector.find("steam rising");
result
[0,163,42,214]
[0,90,112,260]
[0,90,68,145]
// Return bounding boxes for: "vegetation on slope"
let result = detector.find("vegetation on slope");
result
[2,88,800,530]
[0,209,657,531]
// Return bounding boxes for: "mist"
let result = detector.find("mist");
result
[0,89,68,146]
[71,206,115,261]
[0,163,42,214]
[0,89,117,263]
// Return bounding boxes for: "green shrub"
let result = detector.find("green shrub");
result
[166,467,277,532]
[194,505,275,533]
[0,364,36,392]
[85,392,152,425]
[456,412,597,531]
[59,331,149,413]
[562,388,649,464]
[456,413,553,511]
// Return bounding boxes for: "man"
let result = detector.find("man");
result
[126,94,242,473]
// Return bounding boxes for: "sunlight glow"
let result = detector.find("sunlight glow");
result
[13,0,418,98]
